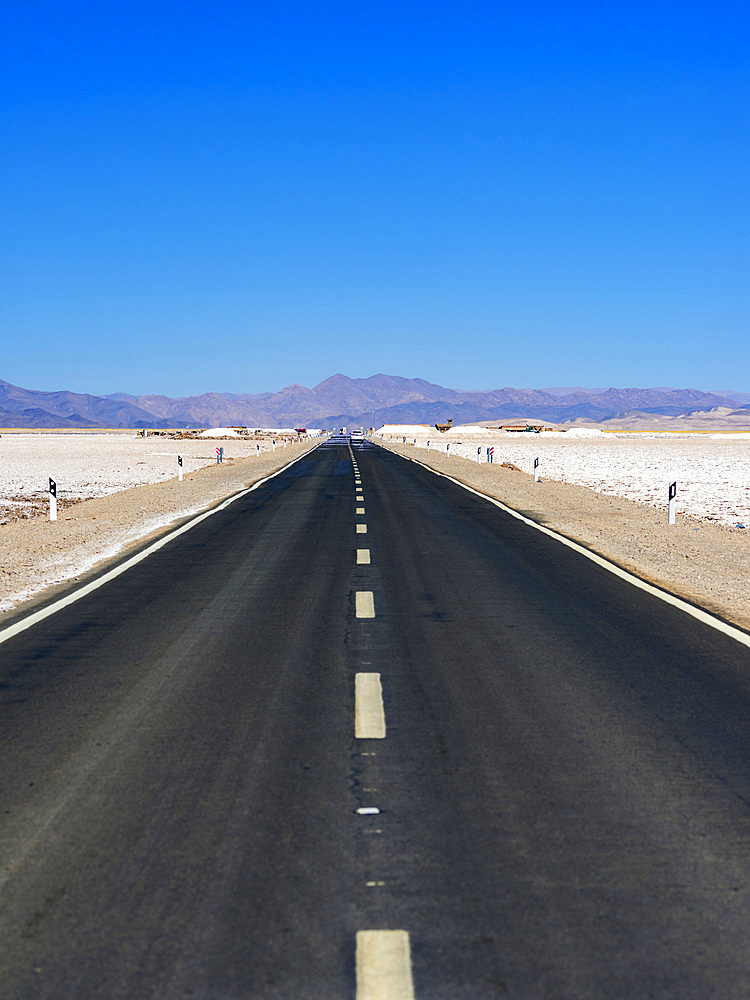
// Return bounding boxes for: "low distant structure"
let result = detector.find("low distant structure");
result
[490,423,551,433]
[435,418,453,433]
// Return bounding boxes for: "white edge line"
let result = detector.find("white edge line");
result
[0,449,315,646]
[390,447,750,650]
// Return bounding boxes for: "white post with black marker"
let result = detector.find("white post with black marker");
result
[49,477,57,521]
[477,446,481,464]
[534,457,540,482]
[177,454,183,481]
[668,481,677,525]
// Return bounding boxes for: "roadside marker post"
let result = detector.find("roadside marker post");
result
[178,455,183,481]
[49,477,57,521]
[256,444,260,456]
[477,447,481,464]
[216,446,224,465]
[426,440,430,451]
[534,457,540,482]
[668,481,677,525]
[488,446,494,464]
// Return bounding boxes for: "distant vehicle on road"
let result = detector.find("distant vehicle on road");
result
[350,429,364,441]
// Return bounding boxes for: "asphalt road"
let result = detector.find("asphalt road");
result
[1,438,750,999]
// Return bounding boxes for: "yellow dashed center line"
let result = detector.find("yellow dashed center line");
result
[356,591,375,618]
[355,672,386,738]
[356,930,415,1000]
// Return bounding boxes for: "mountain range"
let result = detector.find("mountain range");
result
[1,375,749,430]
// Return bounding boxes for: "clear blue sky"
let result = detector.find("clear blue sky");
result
[2,1,747,396]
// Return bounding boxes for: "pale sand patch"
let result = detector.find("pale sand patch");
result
[0,441,318,618]
[381,442,750,635]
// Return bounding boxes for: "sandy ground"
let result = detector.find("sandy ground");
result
[380,441,750,635]
[0,440,318,617]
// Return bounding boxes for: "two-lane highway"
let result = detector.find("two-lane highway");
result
[1,439,750,998]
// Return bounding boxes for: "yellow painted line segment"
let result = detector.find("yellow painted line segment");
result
[357,548,371,564]
[356,591,375,618]
[357,524,368,534]
[355,672,386,738]
[356,930,415,1000]
[357,507,366,515]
